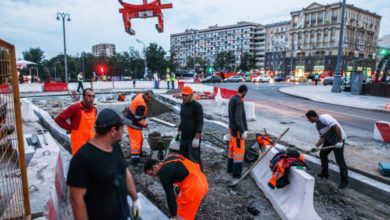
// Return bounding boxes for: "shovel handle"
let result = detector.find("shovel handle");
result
[236,128,290,183]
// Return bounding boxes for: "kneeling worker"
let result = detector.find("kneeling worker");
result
[144,155,208,220]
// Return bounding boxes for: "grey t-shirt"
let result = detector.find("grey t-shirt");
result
[316,114,346,145]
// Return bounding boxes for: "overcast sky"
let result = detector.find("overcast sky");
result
[1,0,389,60]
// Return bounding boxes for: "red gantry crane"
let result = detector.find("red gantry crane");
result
[118,0,173,35]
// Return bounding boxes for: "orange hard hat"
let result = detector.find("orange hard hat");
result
[181,86,193,95]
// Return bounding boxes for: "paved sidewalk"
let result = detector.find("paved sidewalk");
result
[279,85,390,112]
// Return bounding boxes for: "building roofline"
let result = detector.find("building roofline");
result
[265,20,291,27]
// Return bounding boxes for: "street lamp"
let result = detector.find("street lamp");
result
[136,39,147,77]
[331,0,347,93]
[56,12,71,83]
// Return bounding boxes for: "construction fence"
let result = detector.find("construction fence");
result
[0,39,31,219]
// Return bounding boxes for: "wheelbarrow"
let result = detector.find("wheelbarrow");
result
[223,132,259,162]
[147,132,173,160]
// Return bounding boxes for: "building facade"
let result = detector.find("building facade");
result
[92,43,116,57]
[287,2,381,77]
[264,21,291,75]
[170,21,266,72]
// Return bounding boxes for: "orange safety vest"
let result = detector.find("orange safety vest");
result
[128,93,147,129]
[70,103,96,156]
[256,134,274,150]
[160,155,208,220]
[118,94,125,102]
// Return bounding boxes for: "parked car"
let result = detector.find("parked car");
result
[252,75,271,82]
[225,75,243,82]
[273,75,287,82]
[323,76,334,85]
[291,76,307,82]
[201,75,222,83]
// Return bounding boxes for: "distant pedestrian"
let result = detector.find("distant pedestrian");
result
[306,110,349,189]
[227,84,248,179]
[133,79,136,88]
[315,74,319,85]
[67,108,142,220]
[166,72,170,89]
[153,72,159,89]
[103,75,107,82]
[77,72,84,93]
[171,72,176,89]
[178,86,204,168]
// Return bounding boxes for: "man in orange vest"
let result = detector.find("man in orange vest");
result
[55,88,97,156]
[126,90,153,166]
[144,155,208,220]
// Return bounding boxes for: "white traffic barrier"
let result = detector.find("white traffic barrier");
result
[91,81,114,90]
[19,83,43,93]
[68,82,92,91]
[159,80,178,89]
[114,81,134,89]
[373,121,390,143]
[251,145,320,220]
[127,193,168,219]
[21,99,39,122]
[214,98,256,121]
[188,84,214,93]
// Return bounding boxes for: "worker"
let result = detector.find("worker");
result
[227,84,248,179]
[126,90,154,167]
[118,93,125,102]
[305,110,349,189]
[67,108,142,220]
[144,154,208,220]
[103,75,107,81]
[171,72,176,89]
[77,72,84,94]
[55,88,96,156]
[178,86,204,168]
[166,72,171,89]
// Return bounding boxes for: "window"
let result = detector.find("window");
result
[331,27,336,33]
[324,29,329,35]
[319,12,323,20]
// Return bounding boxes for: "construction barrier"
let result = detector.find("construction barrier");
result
[219,87,237,99]
[44,82,68,92]
[373,121,390,143]
[68,82,92,91]
[251,145,320,220]
[214,98,256,121]
[194,79,201,83]
[178,81,185,88]
[0,39,31,219]
[92,81,113,90]
[19,83,43,93]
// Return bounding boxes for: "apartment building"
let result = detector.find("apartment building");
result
[170,21,266,71]
[92,43,116,57]
[264,21,291,75]
[287,2,381,77]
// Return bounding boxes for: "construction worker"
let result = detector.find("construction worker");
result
[126,90,154,167]
[227,84,248,178]
[77,72,84,94]
[171,72,176,89]
[67,108,142,220]
[55,88,96,156]
[305,110,349,189]
[166,72,171,89]
[144,154,208,220]
[178,86,204,168]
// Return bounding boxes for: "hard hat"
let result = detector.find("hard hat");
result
[181,86,193,95]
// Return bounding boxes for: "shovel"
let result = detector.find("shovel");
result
[228,128,290,187]
[311,144,342,153]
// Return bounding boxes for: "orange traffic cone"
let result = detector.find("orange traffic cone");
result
[385,100,390,110]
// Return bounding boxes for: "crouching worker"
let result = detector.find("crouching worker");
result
[144,155,208,220]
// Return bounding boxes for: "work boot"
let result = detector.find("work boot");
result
[338,181,348,189]
[316,173,329,179]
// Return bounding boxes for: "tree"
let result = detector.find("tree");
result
[145,43,167,77]
[214,51,236,72]
[22,47,45,63]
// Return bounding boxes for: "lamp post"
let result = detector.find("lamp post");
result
[56,12,71,83]
[332,0,347,93]
[136,39,147,77]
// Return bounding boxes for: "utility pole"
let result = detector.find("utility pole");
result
[56,12,71,83]
[332,0,347,93]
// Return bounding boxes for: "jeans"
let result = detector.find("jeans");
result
[77,81,84,93]
[179,138,202,170]
[320,140,348,183]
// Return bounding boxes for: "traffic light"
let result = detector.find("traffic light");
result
[379,48,388,56]
[98,65,106,74]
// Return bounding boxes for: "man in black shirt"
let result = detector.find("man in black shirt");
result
[228,84,248,178]
[178,86,204,167]
[144,155,208,220]
[67,108,142,219]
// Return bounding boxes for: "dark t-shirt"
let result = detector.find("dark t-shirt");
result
[66,142,130,220]
[179,100,203,139]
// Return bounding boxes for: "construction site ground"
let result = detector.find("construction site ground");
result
[30,92,390,220]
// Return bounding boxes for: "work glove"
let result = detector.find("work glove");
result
[241,131,248,139]
[335,142,343,148]
[223,134,230,141]
[192,138,200,148]
[132,199,142,219]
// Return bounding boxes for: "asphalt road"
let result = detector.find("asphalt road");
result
[208,81,389,132]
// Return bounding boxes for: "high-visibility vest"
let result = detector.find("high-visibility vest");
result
[171,73,176,81]
[77,74,83,82]
[127,93,147,129]
[166,74,171,82]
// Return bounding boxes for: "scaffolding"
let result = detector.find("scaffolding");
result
[0,39,31,219]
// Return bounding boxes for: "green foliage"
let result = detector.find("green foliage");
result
[239,52,257,72]
[23,47,45,63]
[214,51,236,72]
[145,43,167,78]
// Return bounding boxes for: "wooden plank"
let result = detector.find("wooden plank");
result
[150,117,176,127]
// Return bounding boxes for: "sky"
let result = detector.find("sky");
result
[1,0,389,60]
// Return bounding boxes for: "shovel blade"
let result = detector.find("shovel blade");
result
[227,178,241,187]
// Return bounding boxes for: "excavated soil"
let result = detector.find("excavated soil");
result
[31,95,390,220]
